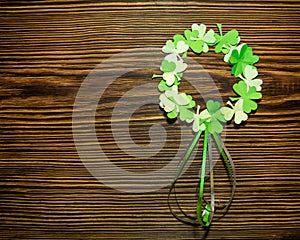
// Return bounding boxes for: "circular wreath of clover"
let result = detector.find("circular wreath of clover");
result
[152,23,263,227]
[153,23,263,134]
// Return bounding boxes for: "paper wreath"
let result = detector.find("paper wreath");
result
[152,23,263,227]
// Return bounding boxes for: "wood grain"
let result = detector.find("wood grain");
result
[1,1,300,239]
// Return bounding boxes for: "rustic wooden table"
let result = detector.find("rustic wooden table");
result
[1,1,299,239]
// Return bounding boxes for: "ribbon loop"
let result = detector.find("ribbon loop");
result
[168,130,236,227]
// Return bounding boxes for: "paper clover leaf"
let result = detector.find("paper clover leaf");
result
[191,24,215,52]
[162,34,189,56]
[184,30,203,54]
[157,76,181,92]
[220,99,248,124]
[223,43,245,63]
[186,105,206,132]
[160,59,176,73]
[230,81,262,113]
[228,44,259,77]
[184,24,215,54]
[214,23,240,54]
[160,54,187,86]
[199,100,226,134]
[159,86,195,120]
[239,65,263,91]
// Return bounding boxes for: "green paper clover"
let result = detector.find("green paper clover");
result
[220,99,248,124]
[184,24,215,54]
[228,44,259,77]
[214,23,240,54]
[230,80,262,113]
[161,59,176,73]
[199,100,226,134]
[223,43,245,63]
[184,29,204,54]
[239,65,263,91]
[159,86,195,120]
[157,78,180,92]
[186,105,206,132]
[162,34,189,56]
[160,54,187,86]
[191,24,215,52]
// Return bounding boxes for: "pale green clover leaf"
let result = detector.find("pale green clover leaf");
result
[160,59,176,73]
[162,34,189,56]
[161,54,187,86]
[230,80,262,113]
[162,72,176,86]
[184,29,203,54]
[228,44,259,77]
[184,23,215,53]
[186,105,206,132]
[239,65,263,91]
[159,85,195,120]
[157,74,181,92]
[214,23,240,54]
[220,99,248,124]
[199,100,226,134]
[159,85,187,113]
[190,24,215,52]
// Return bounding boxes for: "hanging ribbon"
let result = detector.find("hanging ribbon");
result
[168,125,236,226]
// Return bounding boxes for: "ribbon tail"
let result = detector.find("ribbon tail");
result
[196,131,215,227]
[212,132,236,211]
[196,128,216,227]
[168,130,203,225]
[207,133,215,224]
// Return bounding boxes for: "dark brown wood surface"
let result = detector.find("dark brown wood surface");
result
[1,1,300,239]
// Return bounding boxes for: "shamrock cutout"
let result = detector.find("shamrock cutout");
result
[214,23,240,54]
[162,34,189,56]
[199,100,226,134]
[186,105,206,132]
[160,59,176,73]
[162,72,176,86]
[159,86,195,120]
[228,44,259,77]
[230,80,262,113]
[239,65,263,91]
[184,29,204,54]
[224,43,245,63]
[191,24,215,52]
[157,74,181,92]
[220,99,248,124]
[184,24,215,53]
[158,80,171,92]
[160,54,187,86]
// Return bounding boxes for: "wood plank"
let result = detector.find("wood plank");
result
[0,1,300,239]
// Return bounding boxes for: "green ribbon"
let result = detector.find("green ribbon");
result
[168,126,236,226]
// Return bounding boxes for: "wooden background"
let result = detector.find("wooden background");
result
[1,1,299,239]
